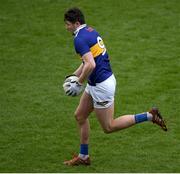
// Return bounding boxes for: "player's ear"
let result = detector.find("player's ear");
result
[75,21,81,27]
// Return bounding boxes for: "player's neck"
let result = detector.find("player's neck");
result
[73,24,87,36]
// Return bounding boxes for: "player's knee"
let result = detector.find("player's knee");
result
[103,125,113,134]
[103,128,112,134]
[102,121,116,134]
[74,111,85,125]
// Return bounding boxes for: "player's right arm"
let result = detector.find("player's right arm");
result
[78,52,95,84]
[73,63,84,77]
[74,36,96,84]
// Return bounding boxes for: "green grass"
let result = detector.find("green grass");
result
[0,0,180,172]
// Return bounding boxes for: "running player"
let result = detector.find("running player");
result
[63,7,167,166]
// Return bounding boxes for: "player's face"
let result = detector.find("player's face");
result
[65,21,80,33]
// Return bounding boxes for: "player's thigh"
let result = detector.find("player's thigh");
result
[94,103,114,131]
[75,91,94,120]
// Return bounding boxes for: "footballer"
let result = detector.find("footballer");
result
[63,7,167,166]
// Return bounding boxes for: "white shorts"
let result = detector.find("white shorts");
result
[85,74,116,108]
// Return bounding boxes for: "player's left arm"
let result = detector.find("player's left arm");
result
[78,52,96,84]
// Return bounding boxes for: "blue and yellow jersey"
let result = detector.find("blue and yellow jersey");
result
[74,25,112,86]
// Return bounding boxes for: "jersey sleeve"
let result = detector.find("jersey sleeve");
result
[74,37,90,57]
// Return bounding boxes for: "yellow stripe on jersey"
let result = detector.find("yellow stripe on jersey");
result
[90,43,104,58]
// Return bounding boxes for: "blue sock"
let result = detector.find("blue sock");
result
[135,112,148,123]
[80,144,88,155]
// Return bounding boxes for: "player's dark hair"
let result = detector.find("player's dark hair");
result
[64,7,85,24]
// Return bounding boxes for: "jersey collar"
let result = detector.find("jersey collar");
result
[73,24,87,37]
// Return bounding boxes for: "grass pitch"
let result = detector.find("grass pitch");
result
[0,0,180,172]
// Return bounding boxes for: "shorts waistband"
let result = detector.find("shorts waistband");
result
[88,81,96,86]
[88,74,114,86]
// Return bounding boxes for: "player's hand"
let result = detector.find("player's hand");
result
[64,74,76,83]
[66,79,83,96]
